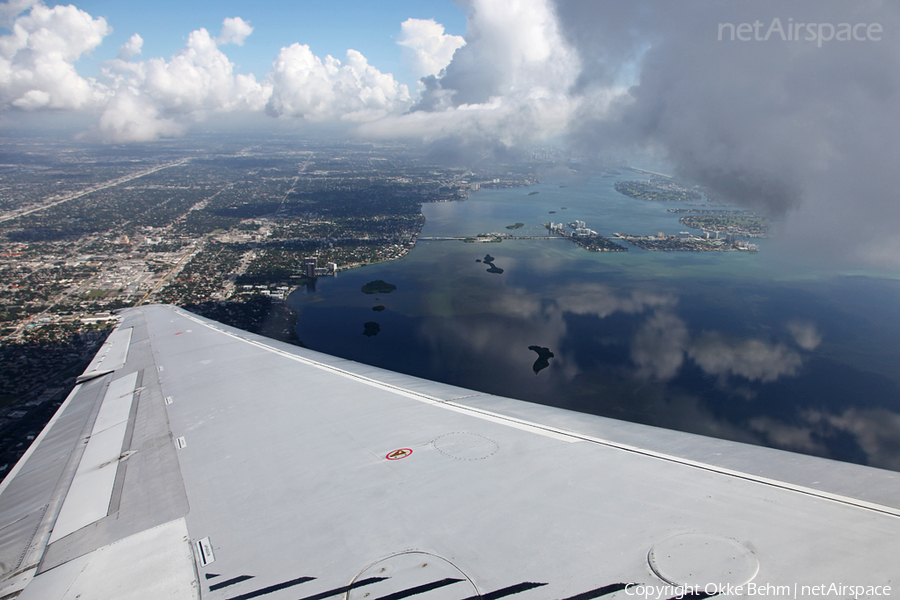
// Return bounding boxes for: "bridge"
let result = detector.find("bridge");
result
[418,236,569,241]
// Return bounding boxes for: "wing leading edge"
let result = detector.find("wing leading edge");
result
[0,304,896,600]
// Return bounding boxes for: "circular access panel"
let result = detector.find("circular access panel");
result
[648,533,759,588]
[348,552,478,600]
[432,432,499,461]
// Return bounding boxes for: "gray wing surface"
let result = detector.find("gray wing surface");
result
[0,304,897,599]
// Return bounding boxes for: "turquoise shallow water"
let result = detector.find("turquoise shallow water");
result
[288,174,900,471]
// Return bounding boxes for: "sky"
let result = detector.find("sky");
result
[1,0,900,271]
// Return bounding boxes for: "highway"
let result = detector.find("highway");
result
[0,158,190,224]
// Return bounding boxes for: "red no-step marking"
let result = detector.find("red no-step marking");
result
[385,448,412,460]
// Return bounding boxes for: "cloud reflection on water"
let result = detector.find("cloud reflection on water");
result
[412,278,900,468]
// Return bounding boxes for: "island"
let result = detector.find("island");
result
[613,232,758,252]
[543,222,627,252]
[528,191,540,196]
[506,223,525,230]
[372,305,385,311]
[361,280,397,294]
[677,214,768,238]
[614,180,702,202]
[571,237,628,252]
[363,322,381,336]
[483,254,504,274]
[529,345,554,374]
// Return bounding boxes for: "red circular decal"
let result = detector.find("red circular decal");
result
[385,448,413,460]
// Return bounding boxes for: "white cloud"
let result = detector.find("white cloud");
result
[688,334,804,383]
[217,16,253,47]
[625,312,815,384]
[96,89,186,143]
[117,33,142,60]
[0,0,38,28]
[787,320,822,351]
[265,44,410,122]
[96,25,270,142]
[397,18,465,80]
[748,416,829,455]
[630,311,689,381]
[752,407,900,470]
[806,408,900,471]
[0,3,110,110]
[0,0,600,146]
[555,285,675,318]
[362,0,589,153]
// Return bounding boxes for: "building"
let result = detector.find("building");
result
[304,257,317,279]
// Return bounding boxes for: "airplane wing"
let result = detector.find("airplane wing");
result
[0,304,897,600]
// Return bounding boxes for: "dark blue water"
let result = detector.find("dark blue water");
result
[288,175,900,471]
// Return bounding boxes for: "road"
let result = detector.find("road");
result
[0,159,190,224]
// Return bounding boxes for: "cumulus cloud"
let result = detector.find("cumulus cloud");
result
[630,311,689,380]
[749,416,829,456]
[96,89,186,142]
[96,25,270,141]
[265,44,410,122]
[117,33,142,60]
[555,285,675,318]
[625,310,812,384]
[397,18,465,80]
[360,0,587,160]
[0,2,110,110]
[787,320,822,351]
[217,16,253,46]
[419,0,579,109]
[806,408,900,471]
[0,0,38,28]
[751,408,900,470]
[688,334,804,383]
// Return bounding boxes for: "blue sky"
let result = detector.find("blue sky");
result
[62,0,468,90]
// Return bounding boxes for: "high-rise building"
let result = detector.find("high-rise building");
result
[304,257,317,279]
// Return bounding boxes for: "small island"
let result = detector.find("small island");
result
[361,280,397,294]
[612,232,758,252]
[614,180,701,202]
[483,254,504,274]
[363,322,381,336]
[677,214,768,238]
[372,305,386,312]
[528,191,540,196]
[506,223,525,230]
[528,345,555,374]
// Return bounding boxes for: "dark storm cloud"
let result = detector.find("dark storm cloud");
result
[551,0,900,264]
